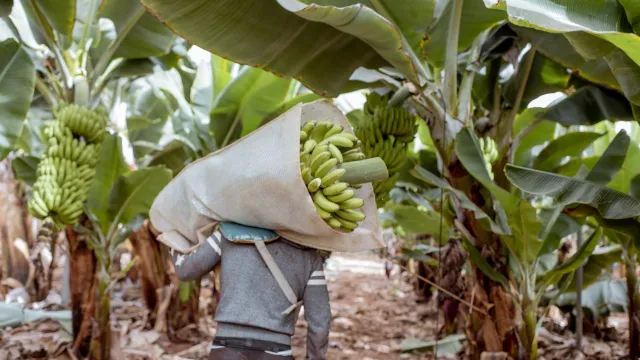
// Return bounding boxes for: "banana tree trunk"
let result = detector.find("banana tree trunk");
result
[449,160,519,359]
[625,251,640,360]
[130,220,203,338]
[0,159,32,287]
[66,220,98,358]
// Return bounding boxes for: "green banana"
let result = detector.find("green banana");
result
[314,158,338,179]
[310,151,331,173]
[323,124,343,139]
[301,166,313,184]
[323,182,348,196]
[320,168,345,187]
[323,135,353,148]
[302,121,316,134]
[314,203,333,220]
[339,197,364,209]
[336,209,366,222]
[327,189,355,203]
[325,216,342,229]
[307,178,322,192]
[313,191,340,212]
[302,139,317,154]
[334,214,358,230]
[327,143,343,163]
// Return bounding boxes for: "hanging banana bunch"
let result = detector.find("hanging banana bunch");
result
[354,92,417,207]
[300,121,387,232]
[28,103,108,229]
[479,137,498,180]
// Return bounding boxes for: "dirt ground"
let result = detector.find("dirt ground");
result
[0,253,632,359]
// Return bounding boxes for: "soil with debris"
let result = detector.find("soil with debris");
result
[0,253,631,359]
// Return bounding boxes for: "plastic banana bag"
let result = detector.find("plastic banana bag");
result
[149,100,384,254]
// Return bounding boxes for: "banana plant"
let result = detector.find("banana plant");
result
[506,160,640,359]
[0,0,189,358]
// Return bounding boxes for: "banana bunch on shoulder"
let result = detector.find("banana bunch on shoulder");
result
[479,137,498,180]
[28,103,108,228]
[300,121,367,232]
[355,92,417,207]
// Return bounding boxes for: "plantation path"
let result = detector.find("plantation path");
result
[0,252,631,359]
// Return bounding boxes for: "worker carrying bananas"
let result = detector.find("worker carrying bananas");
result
[170,222,331,359]
[149,100,386,360]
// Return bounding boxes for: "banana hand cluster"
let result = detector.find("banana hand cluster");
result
[28,103,108,227]
[355,92,417,207]
[300,121,366,232]
[479,137,498,180]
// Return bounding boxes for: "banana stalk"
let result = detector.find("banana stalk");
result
[338,158,389,185]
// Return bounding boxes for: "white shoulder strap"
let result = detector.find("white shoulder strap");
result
[254,241,303,315]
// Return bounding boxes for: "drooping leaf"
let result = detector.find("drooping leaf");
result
[506,164,640,219]
[505,201,542,263]
[140,0,425,97]
[620,0,640,35]
[541,85,634,126]
[0,38,35,160]
[391,205,449,241]
[210,66,292,147]
[585,130,629,185]
[455,127,517,213]
[87,134,129,234]
[512,26,620,96]
[423,0,506,67]
[412,166,511,235]
[584,212,640,251]
[99,0,176,59]
[499,0,640,105]
[34,0,75,37]
[11,155,39,185]
[532,132,603,171]
[567,245,622,291]
[106,166,172,229]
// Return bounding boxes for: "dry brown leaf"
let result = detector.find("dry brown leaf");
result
[482,317,502,352]
[491,286,516,341]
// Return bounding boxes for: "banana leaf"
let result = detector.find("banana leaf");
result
[505,164,640,219]
[496,0,640,106]
[532,132,603,171]
[455,127,517,213]
[0,38,35,160]
[140,0,427,97]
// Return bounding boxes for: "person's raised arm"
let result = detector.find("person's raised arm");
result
[171,231,222,281]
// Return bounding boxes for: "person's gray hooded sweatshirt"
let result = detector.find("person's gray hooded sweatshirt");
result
[171,222,331,359]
